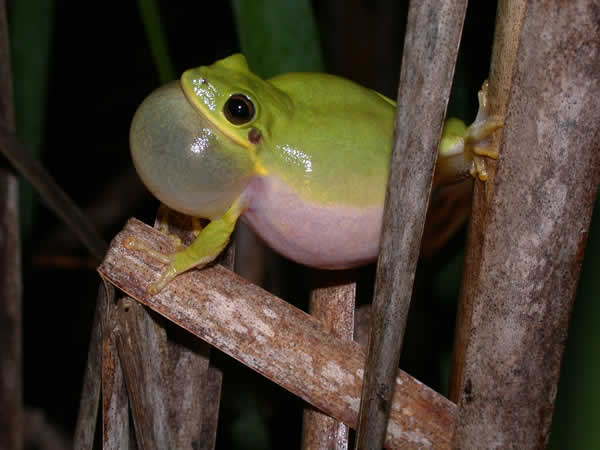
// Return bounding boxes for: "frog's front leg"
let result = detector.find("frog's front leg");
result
[435,81,504,185]
[126,198,245,294]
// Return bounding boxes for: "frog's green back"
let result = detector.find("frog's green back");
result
[262,72,396,208]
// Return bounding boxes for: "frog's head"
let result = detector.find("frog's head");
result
[180,53,291,149]
[130,54,283,219]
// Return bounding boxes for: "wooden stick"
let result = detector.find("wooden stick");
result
[112,208,227,449]
[451,0,600,447]
[114,297,172,449]
[199,367,223,449]
[101,288,130,450]
[153,208,227,449]
[302,272,355,449]
[355,1,467,448]
[74,284,111,448]
[98,218,456,449]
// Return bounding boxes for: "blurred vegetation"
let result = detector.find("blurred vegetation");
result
[9,0,54,240]
[231,0,324,77]
[137,0,176,83]
[5,0,597,448]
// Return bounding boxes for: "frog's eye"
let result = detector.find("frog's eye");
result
[224,94,255,125]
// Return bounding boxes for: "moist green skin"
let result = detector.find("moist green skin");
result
[180,54,396,211]
[173,54,397,268]
[258,72,394,208]
[129,54,497,290]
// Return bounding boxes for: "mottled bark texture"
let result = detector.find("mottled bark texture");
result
[451,0,600,448]
[302,272,355,450]
[77,211,225,449]
[99,219,457,449]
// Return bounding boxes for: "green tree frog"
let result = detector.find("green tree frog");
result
[129,53,502,293]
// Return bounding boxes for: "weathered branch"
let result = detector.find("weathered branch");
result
[109,209,225,449]
[355,1,467,447]
[451,0,600,447]
[101,284,130,449]
[114,297,173,449]
[449,0,527,403]
[302,272,355,449]
[199,367,222,449]
[99,218,457,449]
[74,283,111,448]
[162,209,228,449]
[165,319,214,450]
[76,207,227,449]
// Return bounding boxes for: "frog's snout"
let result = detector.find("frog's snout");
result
[130,81,255,219]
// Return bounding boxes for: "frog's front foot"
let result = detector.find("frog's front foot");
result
[147,263,180,294]
[436,81,504,185]
[124,200,242,293]
[124,235,195,294]
[464,81,504,181]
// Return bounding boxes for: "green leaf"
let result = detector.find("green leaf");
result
[137,0,176,83]
[9,0,55,239]
[231,0,324,78]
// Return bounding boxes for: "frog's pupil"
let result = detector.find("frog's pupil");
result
[225,95,255,125]
[230,99,248,117]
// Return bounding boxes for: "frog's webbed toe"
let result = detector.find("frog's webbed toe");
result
[436,81,504,185]
[123,234,188,294]
[126,198,244,293]
[464,81,504,181]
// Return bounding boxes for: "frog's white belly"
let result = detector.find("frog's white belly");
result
[241,175,383,269]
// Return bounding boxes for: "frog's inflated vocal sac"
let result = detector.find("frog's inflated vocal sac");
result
[129,53,502,293]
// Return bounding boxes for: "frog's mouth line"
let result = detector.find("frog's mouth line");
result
[179,78,267,176]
